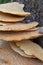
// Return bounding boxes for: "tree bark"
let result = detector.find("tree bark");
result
[17,0,43,48]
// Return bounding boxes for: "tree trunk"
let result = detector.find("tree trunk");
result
[17,0,43,48]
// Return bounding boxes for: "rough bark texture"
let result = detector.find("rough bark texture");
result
[17,0,43,48]
[17,0,43,26]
